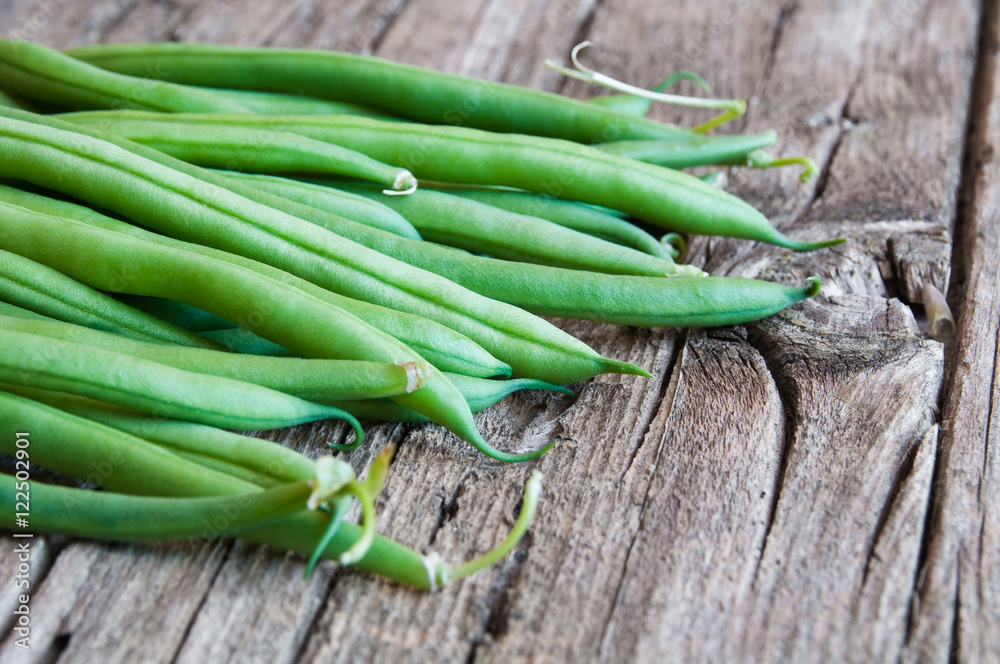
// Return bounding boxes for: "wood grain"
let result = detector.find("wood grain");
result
[0,0,995,661]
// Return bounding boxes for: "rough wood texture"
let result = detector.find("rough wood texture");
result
[0,0,996,661]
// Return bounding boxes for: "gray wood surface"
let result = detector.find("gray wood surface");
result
[0,0,995,661]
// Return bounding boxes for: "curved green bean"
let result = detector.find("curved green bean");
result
[114,295,235,332]
[0,247,225,350]
[66,41,696,143]
[216,170,422,240]
[593,131,779,168]
[64,111,840,250]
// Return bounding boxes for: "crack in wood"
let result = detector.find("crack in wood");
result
[368,0,414,55]
[167,539,237,664]
[862,437,923,585]
[426,469,473,548]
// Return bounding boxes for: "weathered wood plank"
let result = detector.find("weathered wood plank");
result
[904,1,1000,660]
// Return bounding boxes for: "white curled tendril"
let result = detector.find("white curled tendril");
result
[384,170,418,195]
[545,42,745,114]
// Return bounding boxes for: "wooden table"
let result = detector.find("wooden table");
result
[1,0,996,661]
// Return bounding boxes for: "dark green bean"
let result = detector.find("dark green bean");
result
[64,111,841,250]
[66,41,697,143]
[331,184,697,277]
[0,246,226,350]
[215,170,422,240]
[0,108,642,385]
[197,87,393,117]
[428,185,675,261]
[115,295,235,332]
[0,179,508,379]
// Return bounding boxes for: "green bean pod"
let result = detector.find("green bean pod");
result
[65,41,697,143]
[0,198,542,462]
[0,246,225,350]
[431,186,675,261]
[197,87,393,117]
[0,384,316,486]
[332,374,576,422]
[332,184,690,276]
[0,328,365,435]
[215,170,422,240]
[64,111,840,251]
[0,40,252,113]
[593,130,778,168]
[0,474,314,541]
[0,314,430,402]
[0,391,538,589]
[0,180,508,379]
[0,108,641,385]
[78,120,418,193]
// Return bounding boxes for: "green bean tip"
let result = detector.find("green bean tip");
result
[805,276,822,298]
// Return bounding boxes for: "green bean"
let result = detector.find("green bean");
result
[0,299,58,321]
[0,474,313,541]
[196,87,393,117]
[114,295,235,332]
[330,184,695,277]
[425,185,674,261]
[64,111,841,250]
[0,108,642,385]
[75,119,418,193]
[0,40,252,113]
[0,199,542,462]
[330,374,575,423]
[0,247,226,350]
[66,41,697,143]
[0,180,509,379]
[201,327,298,357]
[215,170,422,240]
[0,313,430,402]
[0,390,541,589]
[0,328,365,436]
[0,383,316,486]
[593,131,779,168]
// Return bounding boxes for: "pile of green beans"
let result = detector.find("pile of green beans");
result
[0,39,841,589]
